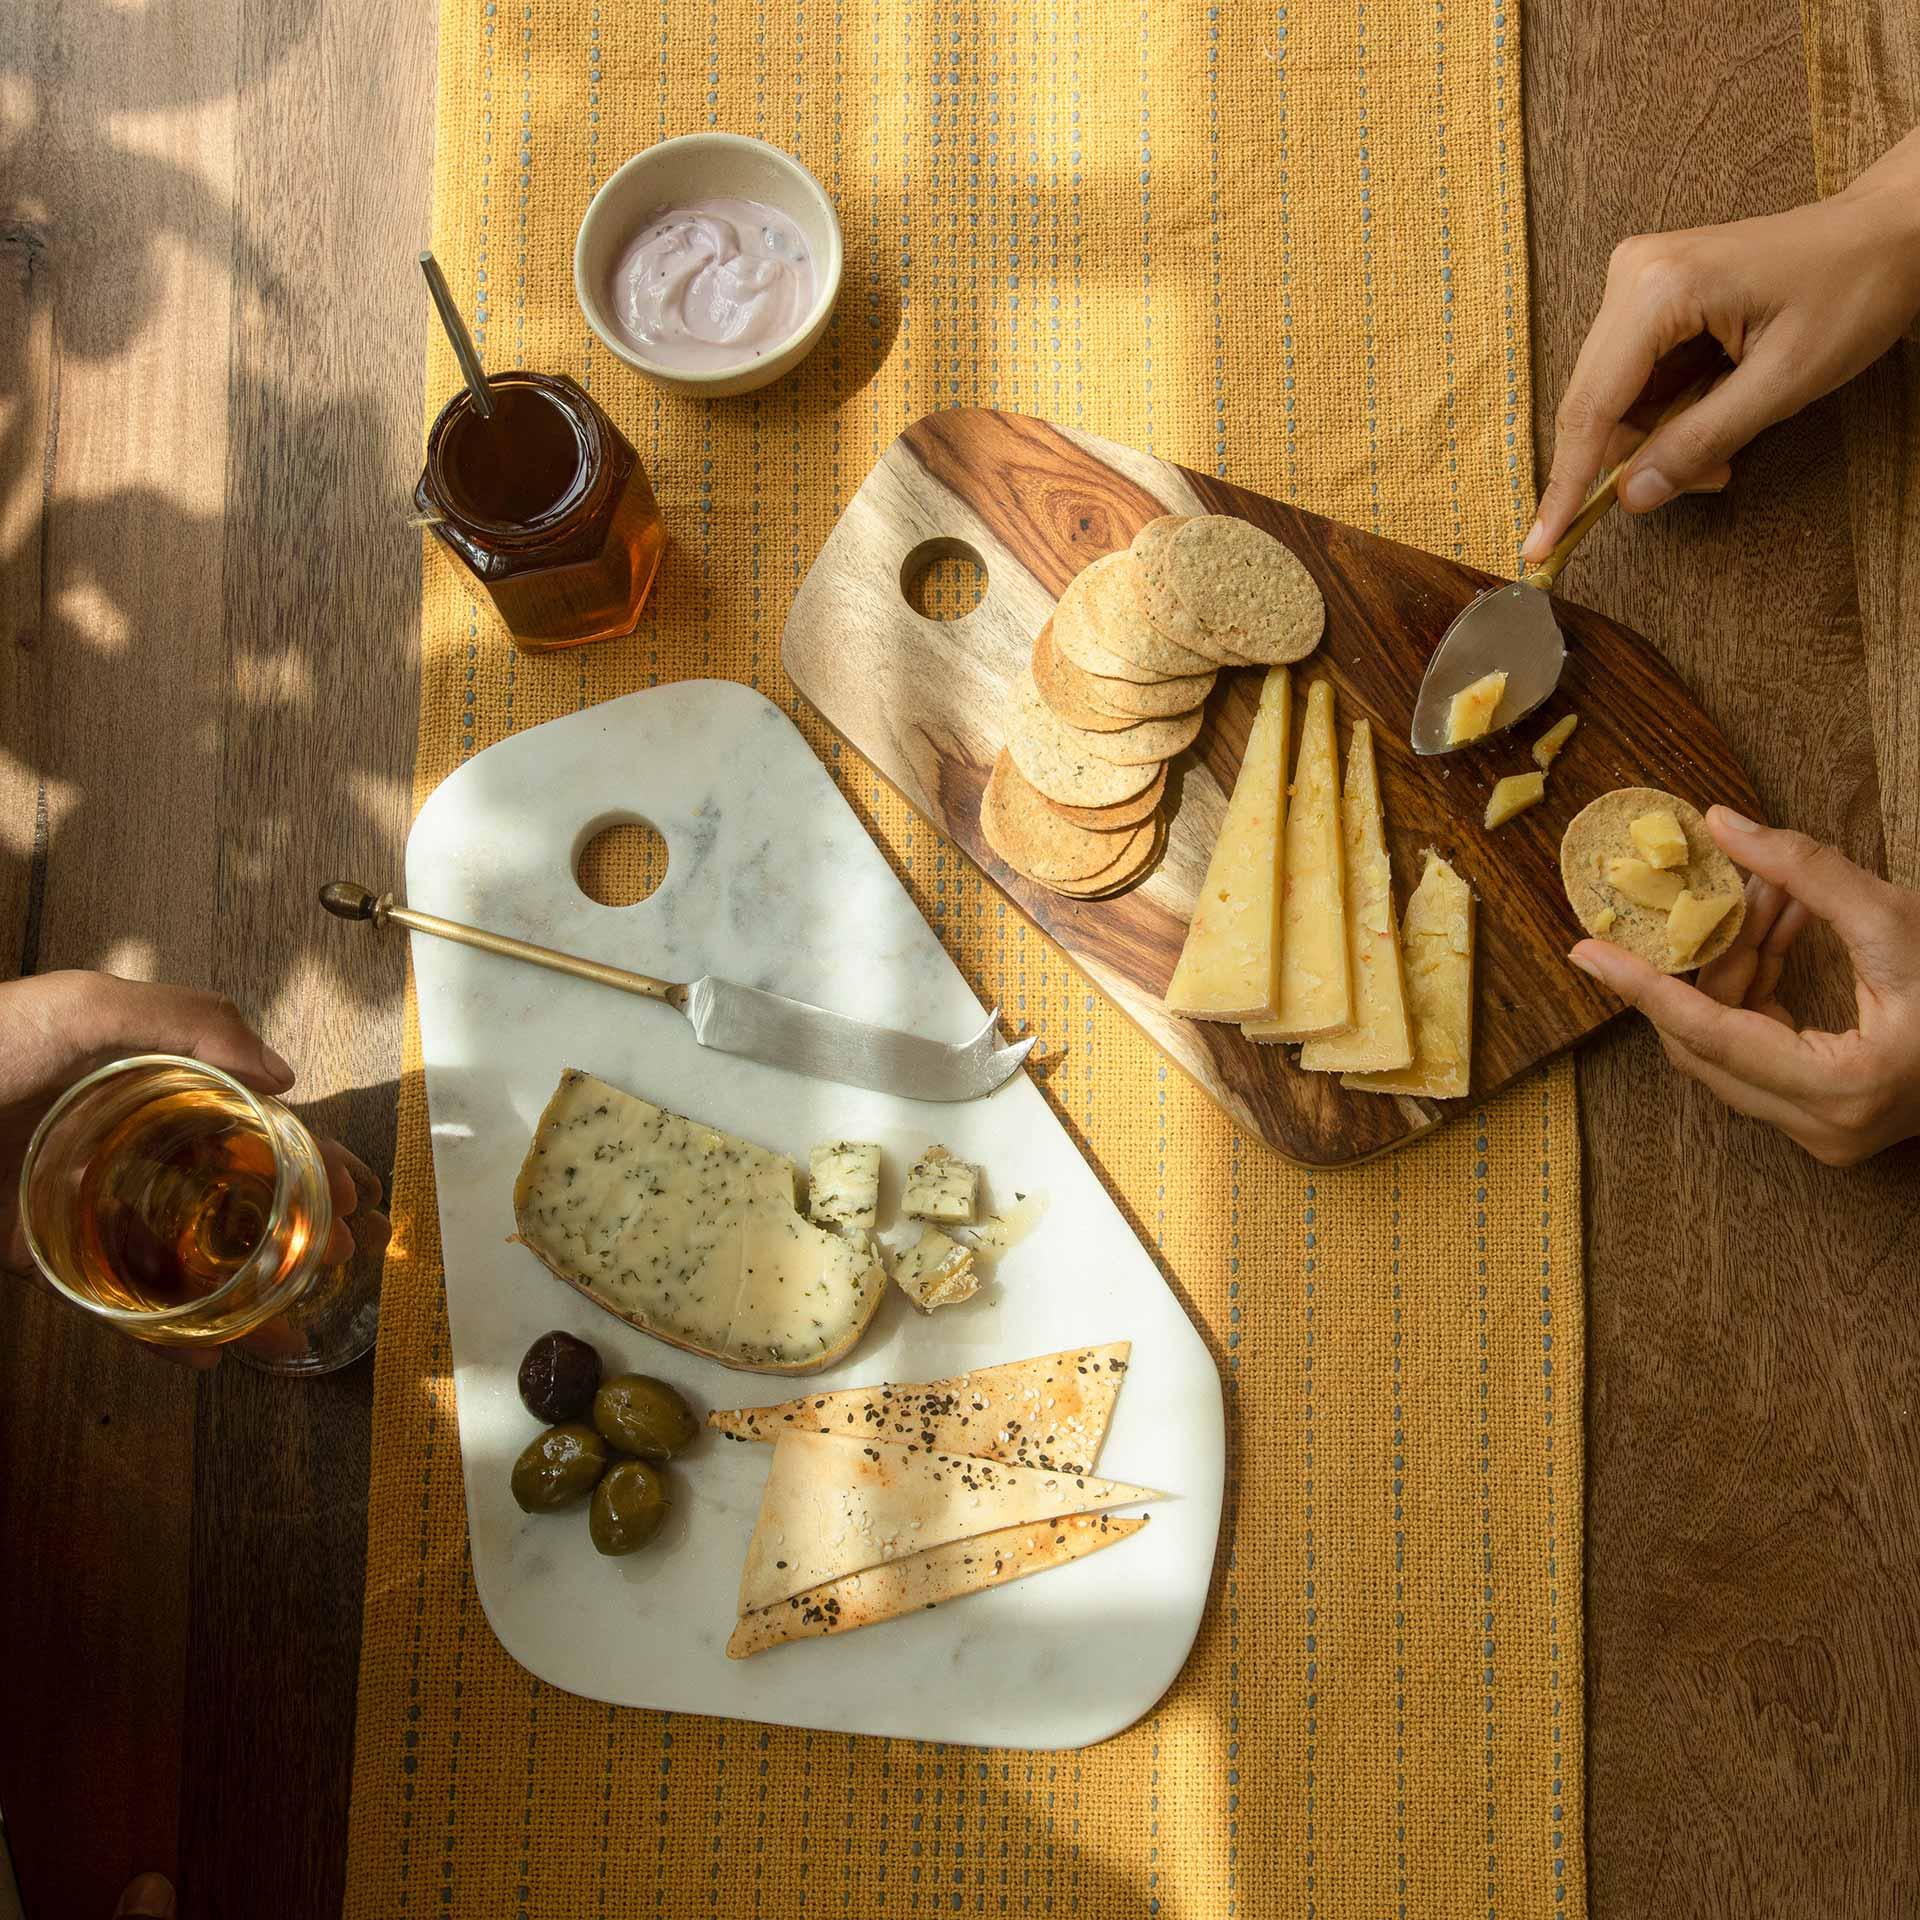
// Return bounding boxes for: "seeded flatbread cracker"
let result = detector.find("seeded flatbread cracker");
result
[726,1512,1149,1657]
[1560,787,1746,973]
[983,751,1158,883]
[1041,761,1167,831]
[737,1429,1163,1613]
[1036,621,1213,720]
[1077,701,1205,766]
[707,1341,1134,1475]
[1028,622,1141,732]
[1055,553,1216,681]
[1157,514,1325,665]
[1005,671,1161,807]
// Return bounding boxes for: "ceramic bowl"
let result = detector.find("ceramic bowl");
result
[574,133,843,398]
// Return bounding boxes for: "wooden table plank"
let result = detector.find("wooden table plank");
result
[0,0,433,1911]
[1803,0,1920,888]
[1525,1,1920,1913]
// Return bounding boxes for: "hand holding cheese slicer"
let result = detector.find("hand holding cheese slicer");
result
[318,883,1035,1102]
[1410,364,1725,755]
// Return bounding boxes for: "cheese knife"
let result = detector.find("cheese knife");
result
[319,882,1035,1101]
[1410,367,1721,755]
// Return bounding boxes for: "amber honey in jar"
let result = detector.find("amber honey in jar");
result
[415,371,665,651]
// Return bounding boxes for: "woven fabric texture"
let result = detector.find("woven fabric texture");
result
[344,3,1586,1915]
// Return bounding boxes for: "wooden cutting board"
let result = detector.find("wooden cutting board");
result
[781,408,1760,1166]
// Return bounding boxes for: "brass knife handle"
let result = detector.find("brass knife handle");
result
[318,882,686,1008]
[1522,365,1725,591]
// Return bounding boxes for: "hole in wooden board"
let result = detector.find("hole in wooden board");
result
[900,538,988,621]
[576,818,669,907]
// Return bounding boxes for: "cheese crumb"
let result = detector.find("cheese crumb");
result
[1484,770,1546,830]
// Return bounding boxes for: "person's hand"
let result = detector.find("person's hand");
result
[0,970,390,1314]
[1524,127,1920,564]
[1567,809,1920,1166]
[115,1872,176,1918]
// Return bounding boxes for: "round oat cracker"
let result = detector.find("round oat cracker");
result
[1039,759,1167,830]
[1036,621,1213,719]
[1047,816,1166,897]
[1055,552,1216,680]
[1158,515,1325,665]
[1560,786,1746,973]
[982,752,1158,885]
[1005,671,1162,807]
[1130,515,1214,654]
[1028,623,1140,732]
[1076,700,1204,767]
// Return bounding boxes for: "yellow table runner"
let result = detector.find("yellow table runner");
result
[346,2,1586,1915]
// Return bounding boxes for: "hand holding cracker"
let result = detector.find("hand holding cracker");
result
[1568,808,1920,1166]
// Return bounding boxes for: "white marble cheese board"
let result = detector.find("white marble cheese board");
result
[407,680,1224,1750]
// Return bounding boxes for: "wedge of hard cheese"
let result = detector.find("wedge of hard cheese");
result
[1163,666,1290,1020]
[707,1342,1132,1475]
[512,1070,884,1375]
[727,1512,1149,1657]
[1300,720,1413,1074]
[1244,676,1352,1043]
[737,1428,1162,1613]
[1343,851,1475,1099]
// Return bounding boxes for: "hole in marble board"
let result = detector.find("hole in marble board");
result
[575,818,669,907]
[900,538,988,621]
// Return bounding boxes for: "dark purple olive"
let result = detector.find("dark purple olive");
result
[517,1329,602,1424]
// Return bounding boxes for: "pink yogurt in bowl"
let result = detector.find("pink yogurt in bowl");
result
[575,135,843,398]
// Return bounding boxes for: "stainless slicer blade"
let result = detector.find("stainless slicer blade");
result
[1409,579,1566,756]
[683,979,1035,1100]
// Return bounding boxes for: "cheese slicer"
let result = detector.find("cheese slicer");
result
[1410,365,1723,755]
[318,883,1035,1101]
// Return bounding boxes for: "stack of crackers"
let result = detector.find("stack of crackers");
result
[982,513,1327,897]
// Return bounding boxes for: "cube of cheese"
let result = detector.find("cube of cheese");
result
[1532,713,1578,771]
[1629,808,1689,870]
[1666,888,1737,966]
[1446,670,1508,744]
[1592,906,1617,935]
[890,1227,980,1313]
[1484,770,1546,829]
[808,1141,882,1237]
[902,1145,977,1224]
[1606,856,1685,912]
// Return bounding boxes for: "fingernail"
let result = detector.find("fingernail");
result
[262,1044,295,1086]
[1619,465,1674,512]
[1714,807,1760,833]
[117,1873,177,1919]
[1567,947,1606,981]
[1520,516,1546,559]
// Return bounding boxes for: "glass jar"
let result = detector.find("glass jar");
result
[415,371,666,652]
[19,1054,380,1375]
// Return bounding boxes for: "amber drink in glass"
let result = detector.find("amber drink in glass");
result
[20,1054,378,1374]
[415,370,665,651]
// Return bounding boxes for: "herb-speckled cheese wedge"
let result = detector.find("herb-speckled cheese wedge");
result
[511,1069,884,1375]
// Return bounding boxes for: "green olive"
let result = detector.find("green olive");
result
[510,1422,608,1513]
[589,1458,670,1555]
[591,1373,699,1461]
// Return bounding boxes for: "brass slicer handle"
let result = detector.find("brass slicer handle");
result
[1521,364,1726,591]
[318,882,687,1009]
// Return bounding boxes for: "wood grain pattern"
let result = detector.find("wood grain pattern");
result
[784,407,1761,1166]
[1526,0,1920,1914]
[0,0,433,1910]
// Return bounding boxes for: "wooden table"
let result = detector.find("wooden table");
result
[1,1,1914,1914]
